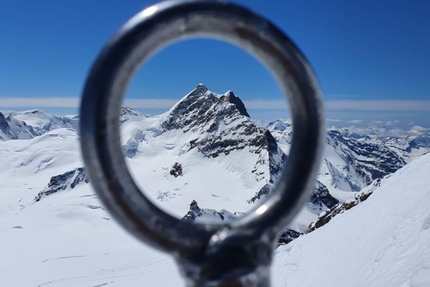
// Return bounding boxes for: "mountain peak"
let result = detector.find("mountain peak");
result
[196,83,208,90]
[161,85,249,132]
[225,90,250,118]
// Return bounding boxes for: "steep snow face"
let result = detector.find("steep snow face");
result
[267,119,293,153]
[272,153,430,287]
[0,111,38,140]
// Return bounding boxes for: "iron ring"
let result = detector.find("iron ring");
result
[80,0,324,256]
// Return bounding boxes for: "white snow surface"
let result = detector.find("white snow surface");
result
[1,146,429,286]
[273,153,430,287]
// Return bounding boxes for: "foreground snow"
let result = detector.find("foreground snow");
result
[1,153,429,286]
[273,153,430,287]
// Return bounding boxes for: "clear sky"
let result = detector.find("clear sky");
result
[1,0,429,127]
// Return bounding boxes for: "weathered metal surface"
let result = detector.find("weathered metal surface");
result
[80,1,324,286]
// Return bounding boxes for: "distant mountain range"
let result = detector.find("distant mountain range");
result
[1,84,429,232]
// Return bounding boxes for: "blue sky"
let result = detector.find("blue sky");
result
[1,0,429,127]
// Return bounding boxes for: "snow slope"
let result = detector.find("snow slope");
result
[0,182,182,286]
[272,153,430,287]
[1,147,429,286]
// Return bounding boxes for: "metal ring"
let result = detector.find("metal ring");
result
[80,0,324,255]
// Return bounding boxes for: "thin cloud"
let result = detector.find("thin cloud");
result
[348,119,363,124]
[326,100,430,111]
[246,99,430,112]
[124,99,177,109]
[0,97,177,109]
[1,97,430,112]
[0,97,79,108]
[243,100,288,109]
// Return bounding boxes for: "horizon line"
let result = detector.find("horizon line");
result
[1,97,430,112]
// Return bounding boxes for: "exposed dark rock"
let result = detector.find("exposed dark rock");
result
[34,168,89,202]
[182,200,236,222]
[248,179,338,217]
[182,201,303,246]
[306,181,340,214]
[170,162,183,177]
[0,112,11,136]
[248,183,272,203]
[226,90,250,118]
[308,178,382,232]
[161,84,260,158]
[182,200,203,221]
[278,229,303,245]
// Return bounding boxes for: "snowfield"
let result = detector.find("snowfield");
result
[273,153,430,287]
[1,150,429,286]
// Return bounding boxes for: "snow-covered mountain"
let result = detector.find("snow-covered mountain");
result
[1,85,429,286]
[0,110,79,140]
[118,84,342,232]
[0,111,38,140]
[119,84,289,215]
[269,119,430,195]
